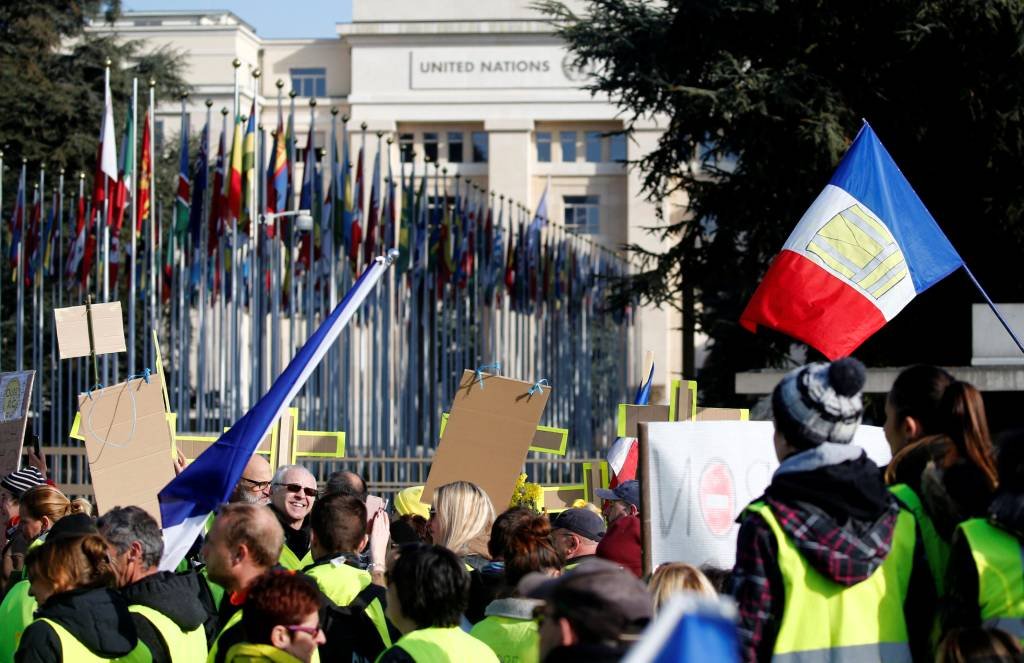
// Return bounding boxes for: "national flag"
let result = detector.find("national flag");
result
[174,109,190,235]
[270,112,288,214]
[227,114,244,227]
[65,193,87,280]
[349,140,364,268]
[110,107,134,234]
[209,118,227,257]
[339,121,352,249]
[396,166,413,273]
[42,191,58,275]
[607,354,655,487]
[100,72,118,183]
[157,251,396,570]
[24,187,41,285]
[8,168,26,280]
[108,233,120,290]
[740,122,964,359]
[189,122,209,248]
[364,139,380,264]
[136,108,152,232]
[622,595,739,663]
[241,104,256,232]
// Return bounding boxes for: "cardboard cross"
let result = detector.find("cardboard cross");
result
[615,379,750,438]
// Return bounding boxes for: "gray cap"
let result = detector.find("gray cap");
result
[551,508,606,542]
[519,558,652,637]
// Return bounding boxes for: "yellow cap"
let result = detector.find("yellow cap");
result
[395,485,431,519]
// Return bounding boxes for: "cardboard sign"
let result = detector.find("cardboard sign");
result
[54,302,126,359]
[669,379,750,422]
[638,421,893,574]
[541,461,610,512]
[0,371,35,477]
[78,375,174,525]
[439,411,569,455]
[422,371,550,511]
[617,404,671,438]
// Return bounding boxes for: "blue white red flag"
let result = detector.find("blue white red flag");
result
[741,122,963,358]
[623,595,739,663]
[157,250,397,570]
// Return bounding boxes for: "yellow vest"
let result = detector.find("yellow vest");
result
[304,559,392,648]
[278,545,313,572]
[890,483,949,595]
[746,501,915,662]
[469,615,539,663]
[128,604,208,663]
[224,642,304,663]
[0,578,37,661]
[958,518,1024,641]
[379,626,500,663]
[35,618,152,662]
[209,609,321,663]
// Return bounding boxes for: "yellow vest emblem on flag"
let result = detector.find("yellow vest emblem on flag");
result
[806,204,908,299]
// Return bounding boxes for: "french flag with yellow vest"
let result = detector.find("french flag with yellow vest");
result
[741,122,963,359]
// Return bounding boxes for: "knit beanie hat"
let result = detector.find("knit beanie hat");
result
[1,467,47,499]
[772,357,866,449]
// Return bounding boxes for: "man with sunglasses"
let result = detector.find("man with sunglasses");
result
[269,466,319,571]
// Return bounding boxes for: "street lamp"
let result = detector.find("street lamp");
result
[261,209,314,231]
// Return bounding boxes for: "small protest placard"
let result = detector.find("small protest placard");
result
[0,371,35,477]
[54,302,126,359]
[78,374,174,525]
[422,371,550,511]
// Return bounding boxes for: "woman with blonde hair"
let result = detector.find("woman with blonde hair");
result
[430,481,495,571]
[0,487,85,661]
[16,516,150,662]
[648,562,716,612]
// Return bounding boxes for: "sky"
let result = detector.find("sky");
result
[123,1,353,39]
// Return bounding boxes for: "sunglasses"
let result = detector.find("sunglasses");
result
[274,483,318,498]
[239,477,272,492]
[286,623,322,638]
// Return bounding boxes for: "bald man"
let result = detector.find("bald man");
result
[227,454,273,506]
[203,503,284,663]
[269,465,319,570]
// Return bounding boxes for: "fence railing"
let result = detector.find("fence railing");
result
[40,445,605,505]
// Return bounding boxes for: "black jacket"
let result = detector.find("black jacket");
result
[119,570,218,663]
[16,587,140,663]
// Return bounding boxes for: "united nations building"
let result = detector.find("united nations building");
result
[89,1,685,407]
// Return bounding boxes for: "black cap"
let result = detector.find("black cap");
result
[551,508,606,542]
[45,513,98,543]
[594,480,640,508]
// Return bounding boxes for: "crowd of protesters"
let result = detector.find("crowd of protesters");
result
[0,359,1021,662]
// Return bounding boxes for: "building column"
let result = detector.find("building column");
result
[484,119,533,205]
[627,120,683,397]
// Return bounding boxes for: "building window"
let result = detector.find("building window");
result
[564,195,600,234]
[447,132,463,163]
[585,131,603,163]
[536,131,551,162]
[290,68,327,98]
[609,133,627,163]
[399,133,414,163]
[471,131,488,162]
[295,131,324,163]
[422,132,439,163]
[560,131,577,162]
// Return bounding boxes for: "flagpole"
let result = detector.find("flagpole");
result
[231,58,241,421]
[0,149,4,372]
[36,169,45,438]
[961,264,1024,355]
[147,79,157,371]
[250,68,262,409]
[55,170,64,444]
[127,76,138,377]
[101,60,112,386]
[271,80,284,384]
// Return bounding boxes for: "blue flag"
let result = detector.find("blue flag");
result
[158,251,397,570]
[623,595,739,663]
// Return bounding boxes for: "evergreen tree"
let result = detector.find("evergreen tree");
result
[542,0,1024,401]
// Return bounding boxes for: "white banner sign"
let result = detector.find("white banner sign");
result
[410,46,588,90]
[641,421,892,572]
